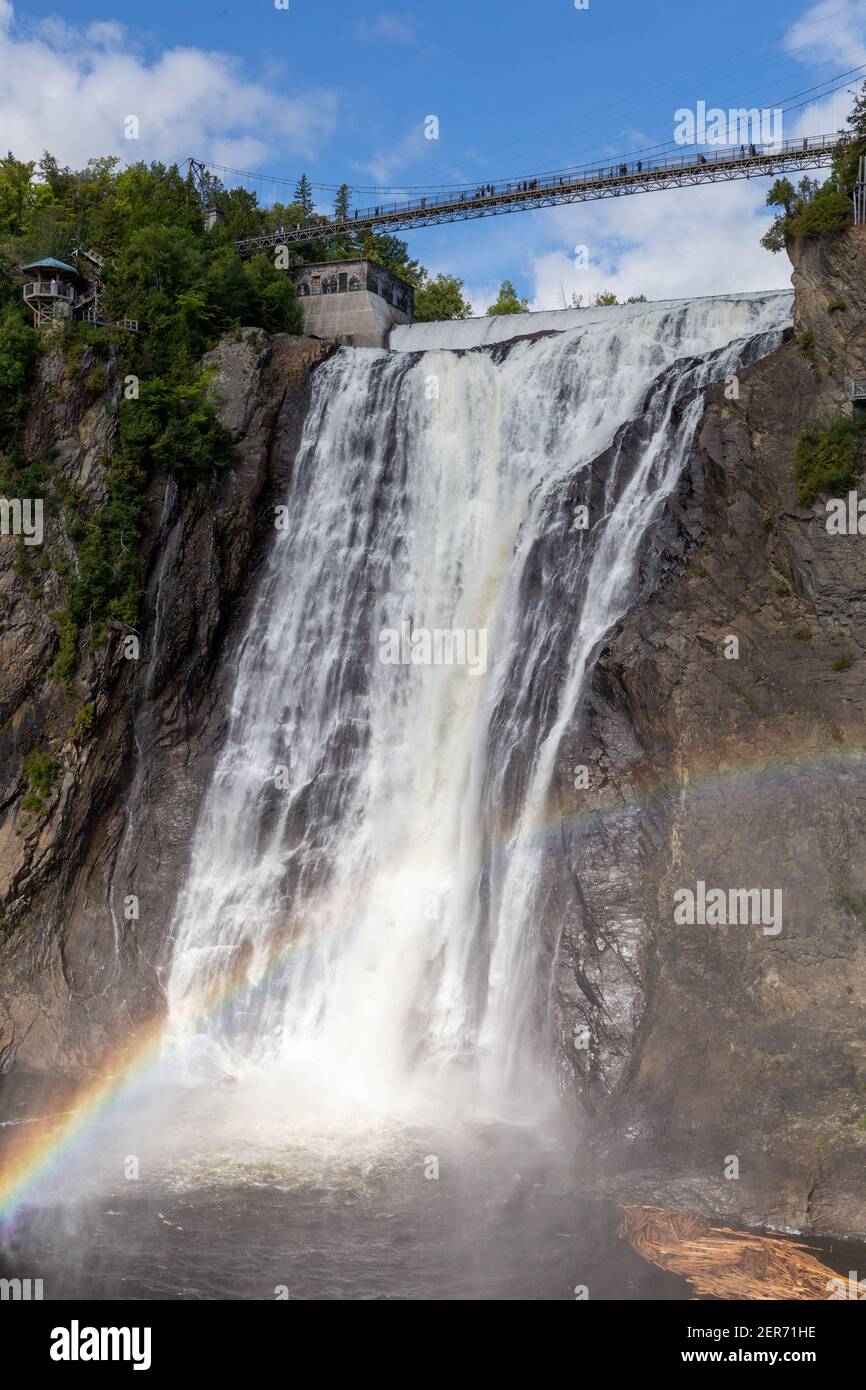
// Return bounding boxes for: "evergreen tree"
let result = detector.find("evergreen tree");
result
[334,183,351,222]
[294,174,315,218]
[487,280,529,316]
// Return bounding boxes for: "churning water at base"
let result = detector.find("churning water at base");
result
[0,1075,692,1299]
[166,291,792,1125]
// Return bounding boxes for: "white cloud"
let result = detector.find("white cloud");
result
[351,125,427,186]
[782,0,866,137]
[85,21,126,48]
[0,3,338,171]
[786,86,858,139]
[784,0,866,66]
[527,181,794,310]
[355,12,418,44]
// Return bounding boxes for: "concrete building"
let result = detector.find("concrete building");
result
[292,259,414,348]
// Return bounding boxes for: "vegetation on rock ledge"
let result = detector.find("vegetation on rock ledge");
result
[762,82,866,249]
[794,414,866,506]
[21,747,59,814]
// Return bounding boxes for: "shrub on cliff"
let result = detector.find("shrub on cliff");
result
[761,175,853,251]
[21,747,59,814]
[794,414,866,506]
[762,81,866,250]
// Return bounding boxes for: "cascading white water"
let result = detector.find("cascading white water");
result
[166,291,792,1122]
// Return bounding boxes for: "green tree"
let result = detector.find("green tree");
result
[593,290,618,306]
[761,174,852,251]
[209,185,262,243]
[414,273,473,322]
[761,83,866,250]
[334,183,351,222]
[359,231,424,286]
[294,174,315,218]
[38,152,76,204]
[0,304,39,440]
[0,153,45,236]
[205,247,256,329]
[103,223,208,364]
[487,280,529,315]
[244,254,304,334]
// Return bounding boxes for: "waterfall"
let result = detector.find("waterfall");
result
[165,292,792,1122]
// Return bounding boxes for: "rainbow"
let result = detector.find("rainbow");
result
[1,739,864,1226]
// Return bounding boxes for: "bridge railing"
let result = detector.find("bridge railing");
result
[235,133,844,253]
[344,133,843,223]
[22,280,76,301]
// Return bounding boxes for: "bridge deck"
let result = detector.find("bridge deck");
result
[233,134,845,255]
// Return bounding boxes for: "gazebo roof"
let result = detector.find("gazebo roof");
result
[20,257,81,276]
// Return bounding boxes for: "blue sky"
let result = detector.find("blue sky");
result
[4,0,866,310]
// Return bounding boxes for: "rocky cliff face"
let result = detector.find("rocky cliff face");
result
[553,228,866,1236]
[2,233,865,1239]
[0,330,332,1073]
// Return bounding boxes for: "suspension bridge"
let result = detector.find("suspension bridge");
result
[188,134,849,258]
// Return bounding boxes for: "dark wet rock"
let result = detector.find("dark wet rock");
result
[551,229,866,1238]
[0,333,334,1074]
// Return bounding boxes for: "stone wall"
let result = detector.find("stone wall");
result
[298,289,410,348]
